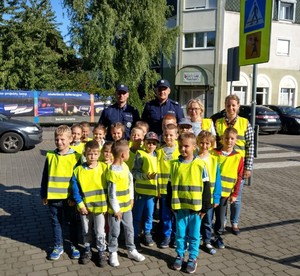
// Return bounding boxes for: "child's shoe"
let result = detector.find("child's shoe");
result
[214,236,225,249]
[160,237,170,248]
[80,247,92,265]
[97,251,107,267]
[144,234,154,247]
[70,245,80,259]
[49,246,64,260]
[128,249,145,262]
[109,252,120,267]
[186,258,197,274]
[172,255,183,271]
[204,242,217,255]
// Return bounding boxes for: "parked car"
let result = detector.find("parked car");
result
[210,105,282,134]
[264,105,300,134]
[0,114,43,153]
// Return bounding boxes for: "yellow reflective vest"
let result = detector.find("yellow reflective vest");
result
[170,157,205,211]
[157,145,180,195]
[134,150,158,196]
[215,117,248,157]
[47,151,81,200]
[202,118,213,131]
[70,142,85,154]
[106,163,132,214]
[200,154,218,204]
[73,162,108,213]
[214,151,242,197]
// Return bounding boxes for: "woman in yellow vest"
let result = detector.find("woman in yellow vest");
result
[215,94,254,235]
[212,127,244,249]
[186,99,216,136]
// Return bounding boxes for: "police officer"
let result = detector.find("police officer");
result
[141,79,184,137]
[99,84,140,140]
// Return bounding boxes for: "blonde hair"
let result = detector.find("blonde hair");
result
[178,132,196,144]
[196,130,215,146]
[93,123,107,134]
[111,140,129,158]
[135,121,149,133]
[54,125,72,138]
[186,99,204,115]
[111,122,125,133]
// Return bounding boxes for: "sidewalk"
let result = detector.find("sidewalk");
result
[0,131,299,276]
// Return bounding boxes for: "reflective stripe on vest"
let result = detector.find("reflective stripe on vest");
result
[106,163,132,214]
[170,158,205,211]
[216,117,248,157]
[157,146,180,195]
[73,162,107,213]
[47,151,81,200]
[134,150,158,196]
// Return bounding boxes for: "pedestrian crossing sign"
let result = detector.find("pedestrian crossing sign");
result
[239,0,272,66]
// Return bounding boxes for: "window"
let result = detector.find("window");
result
[280,88,294,105]
[256,87,269,105]
[277,39,290,55]
[184,32,216,49]
[278,0,296,22]
[184,0,217,10]
[233,86,247,104]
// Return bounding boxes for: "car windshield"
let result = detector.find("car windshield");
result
[279,106,300,115]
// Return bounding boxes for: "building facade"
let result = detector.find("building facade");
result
[168,0,300,116]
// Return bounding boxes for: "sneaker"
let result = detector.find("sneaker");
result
[144,234,154,247]
[109,252,120,267]
[186,258,197,274]
[97,252,107,267]
[172,256,183,271]
[80,250,92,265]
[128,249,145,262]
[214,236,225,249]
[231,225,240,235]
[70,246,80,259]
[204,242,216,255]
[49,246,64,260]
[160,237,170,248]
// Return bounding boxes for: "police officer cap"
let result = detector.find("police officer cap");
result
[157,79,170,88]
[116,84,129,93]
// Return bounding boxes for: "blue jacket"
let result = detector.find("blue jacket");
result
[141,98,184,136]
[99,103,140,140]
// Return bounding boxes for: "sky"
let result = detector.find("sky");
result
[50,0,70,42]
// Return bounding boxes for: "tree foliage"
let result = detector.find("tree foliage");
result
[0,0,84,91]
[63,0,178,110]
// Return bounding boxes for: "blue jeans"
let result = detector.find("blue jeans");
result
[214,197,228,236]
[230,179,245,226]
[175,209,201,260]
[159,195,176,238]
[200,207,213,243]
[132,194,155,238]
[48,200,79,248]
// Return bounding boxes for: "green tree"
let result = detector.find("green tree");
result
[63,0,178,111]
[0,0,79,90]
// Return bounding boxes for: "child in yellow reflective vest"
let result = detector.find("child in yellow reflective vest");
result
[72,140,108,267]
[211,127,244,249]
[197,130,221,255]
[156,124,179,248]
[168,133,211,274]
[106,140,145,267]
[93,123,107,150]
[70,124,85,154]
[40,125,81,261]
[132,131,159,247]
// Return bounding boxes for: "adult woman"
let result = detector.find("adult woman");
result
[215,94,254,235]
[186,99,216,136]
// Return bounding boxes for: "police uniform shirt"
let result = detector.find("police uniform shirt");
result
[141,98,184,136]
[99,103,140,140]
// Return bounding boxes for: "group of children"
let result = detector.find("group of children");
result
[40,116,244,274]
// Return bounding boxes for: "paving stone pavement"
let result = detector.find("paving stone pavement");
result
[0,130,300,276]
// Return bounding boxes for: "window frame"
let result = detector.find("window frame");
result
[278,0,296,22]
[276,39,290,56]
[183,31,216,49]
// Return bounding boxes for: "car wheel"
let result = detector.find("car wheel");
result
[0,132,24,153]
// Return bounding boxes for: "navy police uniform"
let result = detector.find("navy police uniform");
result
[99,103,140,141]
[141,98,184,136]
